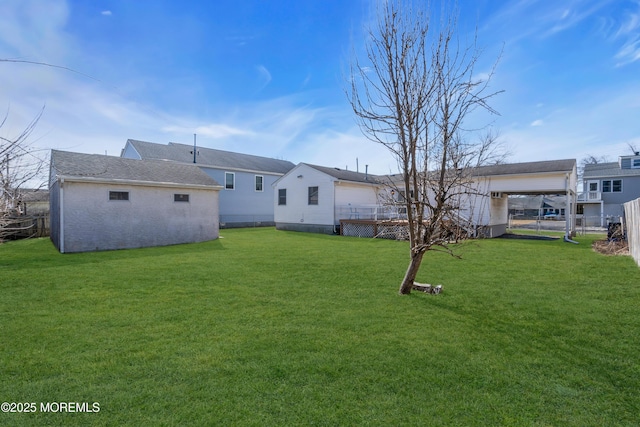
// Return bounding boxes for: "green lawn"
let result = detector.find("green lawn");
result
[1,228,639,426]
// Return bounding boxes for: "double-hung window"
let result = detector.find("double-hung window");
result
[225,172,235,190]
[308,186,319,205]
[255,175,264,192]
[278,189,287,205]
[602,179,622,193]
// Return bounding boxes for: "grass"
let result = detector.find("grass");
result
[1,228,639,426]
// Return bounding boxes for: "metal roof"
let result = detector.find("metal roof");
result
[126,139,295,175]
[51,150,221,187]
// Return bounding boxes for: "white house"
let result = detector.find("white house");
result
[273,163,384,234]
[121,139,295,227]
[49,150,222,253]
[274,159,578,239]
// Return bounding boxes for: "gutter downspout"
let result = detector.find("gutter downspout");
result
[60,177,65,253]
[333,180,338,234]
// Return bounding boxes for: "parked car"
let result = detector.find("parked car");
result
[543,212,558,220]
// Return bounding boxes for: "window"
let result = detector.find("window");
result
[109,191,129,201]
[588,182,598,192]
[255,175,264,192]
[278,188,287,205]
[612,179,622,192]
[174,194,189,202]
[602,179,622,193]
[225,172,235,190]
[308,186,319,205]
[633,158,640,168]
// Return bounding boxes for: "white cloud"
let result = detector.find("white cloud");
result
[256,65,272,91]
[162,123,255,139]
[530,119,544,127]
[101,10,112,17]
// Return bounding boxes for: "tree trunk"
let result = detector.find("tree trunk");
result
[398,250,425,295]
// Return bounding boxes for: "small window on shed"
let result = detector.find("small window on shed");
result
[174,194,190,202]
[278,188,287,205]
[109,191,129,201]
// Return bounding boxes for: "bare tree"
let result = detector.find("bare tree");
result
[0,106,48,242]
[580,154,609,167]
[348,0,502,294]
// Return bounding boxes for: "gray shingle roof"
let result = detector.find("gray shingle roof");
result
[51,150,220,187]
[474,159,576,177]
[583,162,640,178]
[304,163,381,184]
[126,139,295,174]
[303,159,577,184]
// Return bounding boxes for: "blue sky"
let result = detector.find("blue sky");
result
[1,0,639,175]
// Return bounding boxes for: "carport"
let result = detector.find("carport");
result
[474,159,578,240]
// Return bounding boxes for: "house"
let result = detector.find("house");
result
[18,189,49,215]
[273,163,384,234]
[579,153,640,227]
[274,159,578,239]
[121,139,295,227]
[49,150,222,253]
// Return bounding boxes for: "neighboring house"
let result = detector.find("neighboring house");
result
[579,153,640,226]
[274,159,578,239]
[121,139,295,227]
[49,150,222,253]
[18,189,49,215]
[273,163,384,234]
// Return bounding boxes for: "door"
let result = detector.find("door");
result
[587,180,599,200]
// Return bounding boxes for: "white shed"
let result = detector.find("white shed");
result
[49,150,223,253]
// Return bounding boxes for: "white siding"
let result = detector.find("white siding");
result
[488,173,571,193]
[334,182,379,207]
[274,164,336,226]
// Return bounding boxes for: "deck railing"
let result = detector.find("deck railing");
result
[335,204,406,221]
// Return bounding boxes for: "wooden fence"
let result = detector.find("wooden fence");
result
[0,213,50,241]
[624,197,640,267]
